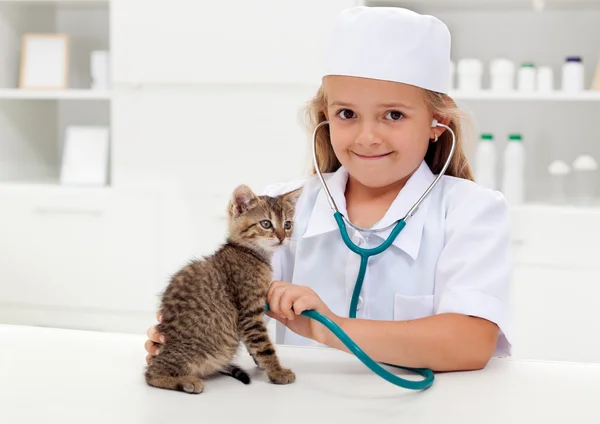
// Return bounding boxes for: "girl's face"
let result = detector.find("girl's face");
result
[323,76,442,190]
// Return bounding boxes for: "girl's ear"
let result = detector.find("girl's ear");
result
[323,107,329,120]
[431,115,451,142]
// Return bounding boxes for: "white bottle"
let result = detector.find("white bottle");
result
[536,66,554,92]
[490,58,515,92]
[562,57,585,92]
[502,134,526,205]
[572,154,598,205]
[457,58,483,92]
[548,160,570,204]
[517,62,536,92]
[475,133,497,189]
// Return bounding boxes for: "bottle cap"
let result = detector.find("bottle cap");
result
[520,62,535,68]
[548,160,570,176]
[566,56,582,63]
[573,154,598,171]
[509,134,522,141]
[480,133,493,141]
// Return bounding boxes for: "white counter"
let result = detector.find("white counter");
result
[1,324,599,424]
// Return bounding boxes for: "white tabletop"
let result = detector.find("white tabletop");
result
[1,324,599,424]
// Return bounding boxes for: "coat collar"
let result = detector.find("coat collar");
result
[302,161,436,260]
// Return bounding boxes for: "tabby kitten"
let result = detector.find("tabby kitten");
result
[145,184,301,394]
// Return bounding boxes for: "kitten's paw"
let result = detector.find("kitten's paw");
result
[177,376,204,394]
[268,368,296,385]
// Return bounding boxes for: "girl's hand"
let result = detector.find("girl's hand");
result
[144,311,166,365]
[266,281,342,345]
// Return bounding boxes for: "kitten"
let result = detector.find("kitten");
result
[145,184,301,394]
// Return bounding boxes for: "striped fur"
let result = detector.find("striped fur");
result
[145,185,301,394]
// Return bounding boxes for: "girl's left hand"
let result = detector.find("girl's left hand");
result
[266,281,342,345]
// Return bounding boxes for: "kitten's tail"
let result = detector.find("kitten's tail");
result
[220,364,251,385]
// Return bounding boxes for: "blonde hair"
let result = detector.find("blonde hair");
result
[303,85,474,181]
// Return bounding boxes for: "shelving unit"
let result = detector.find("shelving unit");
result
[367,0,600,11]
[0,89,110,100]
[450,90,600,101]
[0,0,111,186]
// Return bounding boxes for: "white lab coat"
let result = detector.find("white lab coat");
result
[262,160,512,357]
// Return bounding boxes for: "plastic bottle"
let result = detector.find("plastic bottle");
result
[475,133,496,189]
[536,66,554,92]
[490,59,515,92]
[572,154,598,205]
[562,57,585,92]
[457,58,483,91]
[517,62,536,92]
[502,134,526,205]
[548,160,570,204]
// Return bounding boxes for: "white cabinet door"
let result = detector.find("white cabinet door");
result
[0,186,160,313]
[111,0,355,84]
[510,264,600,363]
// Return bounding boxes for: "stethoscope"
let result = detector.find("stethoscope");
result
[311,118,456,321]
[266,119,455,390]
[267,118,456,391]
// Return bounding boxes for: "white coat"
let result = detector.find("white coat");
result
[262,160,512,357]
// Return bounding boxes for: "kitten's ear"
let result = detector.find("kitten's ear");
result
[282,187,303,205]
[230,184,259,216]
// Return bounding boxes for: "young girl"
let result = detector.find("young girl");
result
[145,6,512,372]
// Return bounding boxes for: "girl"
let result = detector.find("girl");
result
[145,6,512,372]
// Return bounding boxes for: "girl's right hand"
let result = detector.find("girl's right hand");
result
[144,311,166,365]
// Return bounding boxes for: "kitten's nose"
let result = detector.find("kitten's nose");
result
[276,232,285,243]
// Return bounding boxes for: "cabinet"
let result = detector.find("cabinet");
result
[509,205,600,362]
[0,185,160,313]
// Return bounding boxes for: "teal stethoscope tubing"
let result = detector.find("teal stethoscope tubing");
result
[266,119,456,390]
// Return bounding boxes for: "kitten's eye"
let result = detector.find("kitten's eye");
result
[259,220,272,229]
[337,109,355,120]
[284,221,292,230]
[385,110,404,121]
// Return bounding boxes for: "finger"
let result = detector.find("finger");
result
[267,280,285,299]
[147,326,166,344]
[144,339,155,354]
[268,286,287,318]
[279,289,298,321]
[146,354,152,365]
[266,310,287,325]
[292,295,316,315]
[156,310,162,322]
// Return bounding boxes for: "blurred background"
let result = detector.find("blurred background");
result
[0,0,599,364]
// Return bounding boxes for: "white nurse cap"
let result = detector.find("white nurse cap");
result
[322,6,452,94]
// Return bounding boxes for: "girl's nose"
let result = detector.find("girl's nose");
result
[355,122,383,146]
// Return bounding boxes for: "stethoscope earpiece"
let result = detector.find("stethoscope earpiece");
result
[431,119,438,128]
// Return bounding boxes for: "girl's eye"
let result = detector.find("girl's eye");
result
[283,221,292,230]
[385,110,404,121]
[259,220,272,229]
[337,109,356,120]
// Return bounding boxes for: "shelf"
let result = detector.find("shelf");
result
[0,1,108,4]
[449,90,600,101]
[511,203,600,215]
[0,89,110,100]
[366,0,600,11]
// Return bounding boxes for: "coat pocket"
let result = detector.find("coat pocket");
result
[393,294,434,321]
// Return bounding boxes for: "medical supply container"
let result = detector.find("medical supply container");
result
[502,134,526,205]
[457,58,483,91]
[517,62,536,92]
[562,57,585,91]
[572,154,598,205]
[536,66,554,92]
[475,133,497,189]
